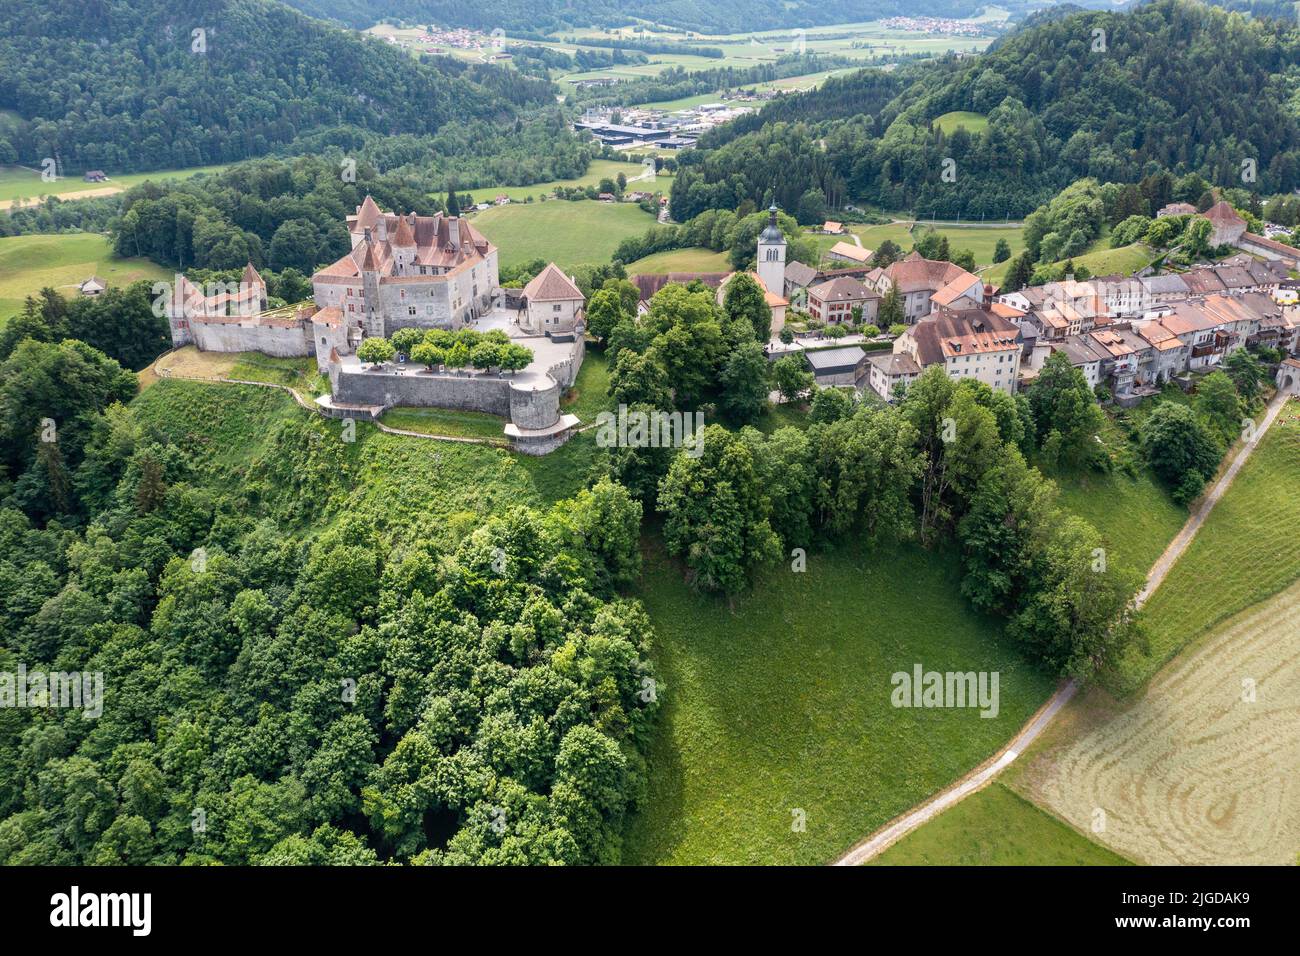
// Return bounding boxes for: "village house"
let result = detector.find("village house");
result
[866,351,922,401]
[78,276,106,297]
[893,308,1021,393]
[806,275,880,325]
[867,252,983,323]
[1204,200,1248,247]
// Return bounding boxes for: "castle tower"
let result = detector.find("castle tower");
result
[391,214,416,276]
[757,204,786,298]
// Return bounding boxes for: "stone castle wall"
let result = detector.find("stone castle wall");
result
[331,367,563,430]
[189,320,313,357]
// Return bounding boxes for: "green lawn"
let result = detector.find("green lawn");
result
[0,233,172,324]
[628,246,732,274]
[1110,401,1300,693]
[621,541,1056,865]
[987,240,1157,285]
[559,348,613,424]
[463,159,656,203]
[471,200,657,270]
[0,163,230,204]
[933,111,989,136]
[870,783,1132,865]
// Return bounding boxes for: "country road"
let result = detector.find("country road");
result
[832,387,1292,866]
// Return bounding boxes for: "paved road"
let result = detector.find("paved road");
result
[832,388,1293,865]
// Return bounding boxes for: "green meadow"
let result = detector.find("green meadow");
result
[0,163,231,204]
[471,199,658,270]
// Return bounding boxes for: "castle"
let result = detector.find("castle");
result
[164,197,585,452]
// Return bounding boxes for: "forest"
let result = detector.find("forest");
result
[0,0,553,175]
[670,1,1300,220]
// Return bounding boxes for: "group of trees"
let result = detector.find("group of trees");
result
[612,206,817,272]
[648,361,1140,682]
[1139,354,1264,504]
[358,328,533,373]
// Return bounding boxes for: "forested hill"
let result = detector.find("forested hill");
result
[670,0,1300,221]
[0,0,552,174]
[281,0,996,34]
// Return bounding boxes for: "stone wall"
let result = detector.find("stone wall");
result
[331,365,563,430]
[190,320,313,357]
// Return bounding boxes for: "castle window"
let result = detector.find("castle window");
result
[408,307,416,316]
[553,304,561,312]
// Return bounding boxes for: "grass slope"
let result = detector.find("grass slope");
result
[0,163,230,203]
[471,200,656,270]
[933,111,989,135]
[628,247,732,274]
[1112,400,1300,693]
[622,541,1055,865]
[870,783,1131,865]
[0,233,171,324]
[463,159,655,203]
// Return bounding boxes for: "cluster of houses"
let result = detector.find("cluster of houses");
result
[768,215,1300,403]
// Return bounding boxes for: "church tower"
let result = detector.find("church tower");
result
[756,204,786,298]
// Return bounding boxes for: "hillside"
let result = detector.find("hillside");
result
[671,0,1300,220]
[0,0,546,174]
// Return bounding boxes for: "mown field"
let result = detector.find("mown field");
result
[471,200,657,270]
[1111,401,1300,693]
[0,233,172,324]
[870,783,1132,865]
[1014,575,1300,865]
[622,541,1055,865]
[0,163,230,204]
[628,246,732,274]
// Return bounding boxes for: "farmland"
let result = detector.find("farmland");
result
[622,541,1055,865]
[0,163,231,206]
[0,233,172,325]
[1013,576,1300,865]
[470,199,657,269]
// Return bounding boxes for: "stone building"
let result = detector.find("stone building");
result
[521,263,585,340]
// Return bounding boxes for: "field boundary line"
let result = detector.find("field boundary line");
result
[831,389,1291,866]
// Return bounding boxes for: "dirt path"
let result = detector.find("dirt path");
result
[0,185,123,210]
[831,388,1291,865]
[1135,388,1289,607]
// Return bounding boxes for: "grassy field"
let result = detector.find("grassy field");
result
[621,541,1056,865]
[804,221,1023,270]
[463,159,657,203]
[471,200,657,270]
[380,406,509,441]
[628,246,732,274]
[933,111,989,135]
[870,783,1131,865]
[0,233,172,324]
[1014,575,1300,865]
[0,163,230,205]
[1110,401,1300,693]
[986,240,1157,285]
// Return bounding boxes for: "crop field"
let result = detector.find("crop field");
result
[1111,402,1300,692]
[0,163,230,206]
[471,199,657,269]
[870,783,1132,865]
[628,246,732,274]
[0,233,172,325]
[1013,576,1300,865]
[622,542,1055,865]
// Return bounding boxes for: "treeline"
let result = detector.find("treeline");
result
[612,207,818,272]
[0,0,546,175]
[670,1,1300,220]
[111,156,442,274]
